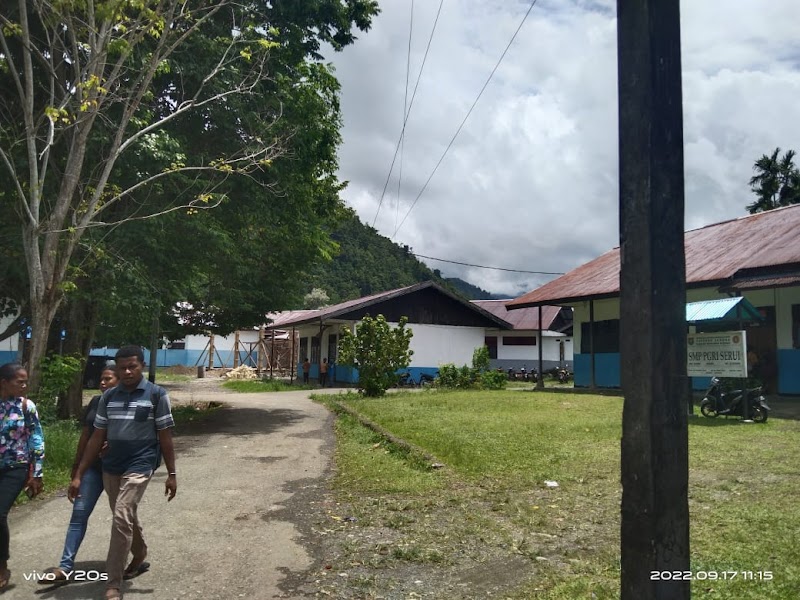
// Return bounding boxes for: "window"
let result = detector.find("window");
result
[167,340,185,350]
[580,319,620,353]
[311,336,321,363]
[484,336,498,359]
[793,305,800,349]
[502,336,536,346]
[299,337,308,362]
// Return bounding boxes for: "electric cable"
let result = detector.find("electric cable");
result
[393,0,539,238]
[372,0,446,227]
[413,252,564,275]
[395,0,415,233]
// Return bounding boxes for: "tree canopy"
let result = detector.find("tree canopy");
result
[747,147,800,214]
[0,0,378,385]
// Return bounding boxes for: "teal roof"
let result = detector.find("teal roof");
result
[685,297,762,324]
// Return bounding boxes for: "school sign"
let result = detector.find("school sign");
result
[687,331,747,378]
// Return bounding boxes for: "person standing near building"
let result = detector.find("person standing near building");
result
[69,346,176,600]
[302,357,311,384]
[0,363,44,590]
[319,358,329,387]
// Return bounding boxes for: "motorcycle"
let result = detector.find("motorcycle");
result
[699,376,770,422]
[556,367,572,384]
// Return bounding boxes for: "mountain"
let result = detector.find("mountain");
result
[307,211,500,303]
[444,277,505,300]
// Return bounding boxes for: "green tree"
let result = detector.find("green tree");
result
[0,0,378,387]
[747,148,800,213]
[303,288,331,309]
[337,315,414,397]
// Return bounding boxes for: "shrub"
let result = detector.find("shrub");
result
[337,315,414,397]
[480,370,508,390]
[35,353,83,423]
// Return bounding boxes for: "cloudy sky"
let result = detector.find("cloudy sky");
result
[326,0,800,298]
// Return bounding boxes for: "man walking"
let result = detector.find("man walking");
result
[69,345,176,600]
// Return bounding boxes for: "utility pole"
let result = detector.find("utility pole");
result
[617,1,689,599]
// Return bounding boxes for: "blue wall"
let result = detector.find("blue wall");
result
[574,353,621,388]
[91,348,257,369]
[0,351,20,365]
[778,349,800,394]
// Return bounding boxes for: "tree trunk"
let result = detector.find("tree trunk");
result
[27,299,60,392]
[59,296,100,418]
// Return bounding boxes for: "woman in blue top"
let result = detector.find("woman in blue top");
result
[0,362,45,590]
[42,363,119,583]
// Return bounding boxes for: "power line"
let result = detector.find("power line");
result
[395,0,414,234]
[394,0,539,238]
[413,253,564,275]
[372,0,446,227]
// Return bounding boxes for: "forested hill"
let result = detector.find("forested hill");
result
[445,277,506,300]
[308,211,497,304]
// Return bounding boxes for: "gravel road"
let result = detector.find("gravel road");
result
[5,378,338,599]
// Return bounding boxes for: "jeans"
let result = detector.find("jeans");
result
[0,466,28,561]
[103,471,151,590]
[59,466,104,571]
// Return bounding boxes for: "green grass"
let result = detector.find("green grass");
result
[16,419,82,505]
[171,401,222,424]
[223,379,318,393]
[323,389,800,599]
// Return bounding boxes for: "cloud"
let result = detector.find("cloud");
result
[327,0,800,296]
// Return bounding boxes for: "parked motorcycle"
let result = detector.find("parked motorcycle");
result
[556,367,572,384]
[699,376,770,422]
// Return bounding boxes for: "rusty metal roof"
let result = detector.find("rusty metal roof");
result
[471,300,563,331]
[508,204,800,308]
[265,281,512,329]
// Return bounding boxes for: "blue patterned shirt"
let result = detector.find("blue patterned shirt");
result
[0,397,45,478]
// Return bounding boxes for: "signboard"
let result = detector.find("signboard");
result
[687,330,747,377]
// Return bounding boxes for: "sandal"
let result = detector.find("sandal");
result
[123,560,150,580]
[0,568,9,589]
[104,588,123,600]
[37,567,69,585]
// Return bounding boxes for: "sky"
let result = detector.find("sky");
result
[326,0,800,298]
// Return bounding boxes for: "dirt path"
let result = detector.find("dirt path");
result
[5,378,339,599]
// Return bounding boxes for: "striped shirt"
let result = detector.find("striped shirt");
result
[94,378,174,475]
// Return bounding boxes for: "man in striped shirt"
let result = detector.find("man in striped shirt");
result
[69,345,176,600]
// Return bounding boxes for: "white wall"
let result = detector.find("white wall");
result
[775,287,800,349]
[407,324,485,367]
[0,314,20,353]
[185,330,261,351]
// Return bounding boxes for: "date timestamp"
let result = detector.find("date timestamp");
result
[650,571,773,581]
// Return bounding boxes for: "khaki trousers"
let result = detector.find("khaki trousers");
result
[103,472,151,590]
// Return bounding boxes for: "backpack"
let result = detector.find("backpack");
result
[103,382,165,471]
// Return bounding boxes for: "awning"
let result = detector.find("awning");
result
[685,297,763,324]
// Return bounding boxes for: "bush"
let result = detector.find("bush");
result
[338,315,414,397]
[35,353,83,423]
[480,370,508,390]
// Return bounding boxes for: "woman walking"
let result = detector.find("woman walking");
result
[0,362,45,589]
[42,363,127,582]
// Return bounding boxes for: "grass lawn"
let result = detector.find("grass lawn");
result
[318,389,800,599]
[223,379,318,393]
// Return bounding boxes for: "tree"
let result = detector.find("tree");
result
[303,288,331,309]
[747,148,800,213]
[0,0,378,387]
[337,315,414,397]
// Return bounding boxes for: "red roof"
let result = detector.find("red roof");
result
[472,300,563,330]
[509,204,800,308]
